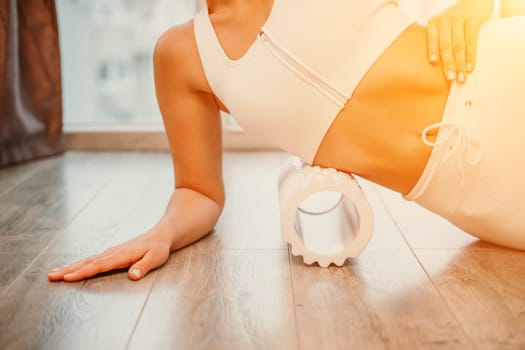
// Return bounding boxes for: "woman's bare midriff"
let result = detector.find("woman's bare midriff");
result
[312,23,452,195]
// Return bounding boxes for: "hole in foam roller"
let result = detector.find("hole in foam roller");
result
[294,191,361,255]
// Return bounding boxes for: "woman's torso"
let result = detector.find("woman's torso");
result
[200,0,451,195]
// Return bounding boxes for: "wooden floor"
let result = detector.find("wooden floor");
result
[1,151,524,350]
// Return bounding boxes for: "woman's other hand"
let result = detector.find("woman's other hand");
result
[426,0,494,83]
[47,231,172,282]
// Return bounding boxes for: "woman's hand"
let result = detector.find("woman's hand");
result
[427,0,494,83]
[47,230,172,282]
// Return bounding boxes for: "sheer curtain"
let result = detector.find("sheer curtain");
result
[0,0,64,167]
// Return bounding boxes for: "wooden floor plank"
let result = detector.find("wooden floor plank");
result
[0,156,53,197]
[0,253,157,350]
[290,178,472,350]
[0,253,40,292]
[215,151,290,250]
[373,184,493,249]
[45,152,173,256]
[415,248,525,349]
[0,153,176,349]
[127,248,298,350]
[0,152,121,296]
[0,152,119,252]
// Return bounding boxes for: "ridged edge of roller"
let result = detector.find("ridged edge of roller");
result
[287,240,350,267]
[279,157,374,268]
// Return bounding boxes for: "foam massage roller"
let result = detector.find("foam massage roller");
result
[278,156,374,267]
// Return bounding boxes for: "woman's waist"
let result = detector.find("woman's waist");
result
[314,23,452,193]
[314,104,445,194]
[350,94,451,194]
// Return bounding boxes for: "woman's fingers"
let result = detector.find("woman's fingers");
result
[47,247,131,281]
[428,15,470,82]
[437,17,457,81]
[426,19,440,63]
[128,247,170,281]
[465,18,481,73]
[452,17,467,83]
[47,234,173,282]
[61,251,142,282]
[47,245,123,280]
[48,253,106,281]
[427,1,493,82]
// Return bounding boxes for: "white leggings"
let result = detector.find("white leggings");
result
[403,16,525,250]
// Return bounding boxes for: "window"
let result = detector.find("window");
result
[57,0,198,127]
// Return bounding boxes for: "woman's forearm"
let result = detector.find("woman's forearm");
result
[153,187,224,251]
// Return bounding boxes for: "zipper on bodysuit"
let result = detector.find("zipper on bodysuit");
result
[258,29,348,108]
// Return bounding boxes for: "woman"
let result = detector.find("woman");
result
[48,0,524,282]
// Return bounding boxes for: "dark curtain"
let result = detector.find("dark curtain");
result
[0,0,64,168]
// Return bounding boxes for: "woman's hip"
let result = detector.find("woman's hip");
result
[403,16,525,248]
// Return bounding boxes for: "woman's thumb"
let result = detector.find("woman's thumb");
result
[128,249,165,281]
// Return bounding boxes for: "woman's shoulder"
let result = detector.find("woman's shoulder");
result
[154,20,196,66]
[153,20,210,93]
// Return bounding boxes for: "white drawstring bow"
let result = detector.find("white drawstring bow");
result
[420,100,482,186]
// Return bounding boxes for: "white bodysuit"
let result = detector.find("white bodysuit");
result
[193,0,413,164]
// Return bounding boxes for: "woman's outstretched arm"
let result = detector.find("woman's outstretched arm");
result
[48,22,225,282]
